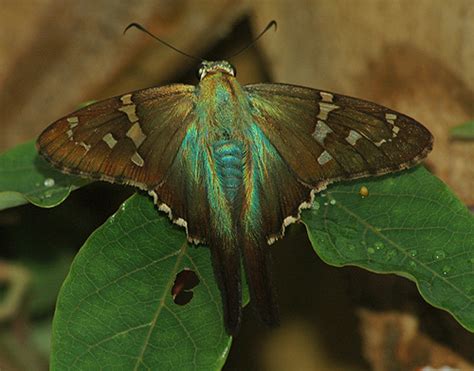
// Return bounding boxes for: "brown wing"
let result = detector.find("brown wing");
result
[245,83,433,188]
[37,84,196,190]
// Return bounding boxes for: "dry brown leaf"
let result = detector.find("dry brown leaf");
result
[358,309,473,371]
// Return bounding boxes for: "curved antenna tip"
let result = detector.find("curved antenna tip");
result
[268,20,278,31]
[225,19,278,59]
[122,22,202,61]
[123,22,143,35]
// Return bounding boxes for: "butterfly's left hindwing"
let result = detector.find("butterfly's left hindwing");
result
[37,84,195,189]
[245,83,433,188]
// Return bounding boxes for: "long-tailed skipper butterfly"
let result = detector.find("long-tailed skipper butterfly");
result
[37,22,433,335]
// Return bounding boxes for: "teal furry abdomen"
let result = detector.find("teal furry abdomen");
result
[213,139,243,203]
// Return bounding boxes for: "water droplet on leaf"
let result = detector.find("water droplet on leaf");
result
[442,265,452,275]
[374,242,384,250]
[434,250,446,260]
[312,202,320,210]
[409,261,417,268]
[44,178,55,187]
[408,249,418,257]
[329,199,336,205]
[367,247,375,254]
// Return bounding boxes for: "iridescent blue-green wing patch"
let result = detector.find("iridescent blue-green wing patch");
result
[239,124,312,324]
[244,83,433,188]
[149,117,244,334]
[37,84,196,190]
[239,82,432,330]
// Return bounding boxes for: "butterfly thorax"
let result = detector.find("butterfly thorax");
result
[192,68,253,233]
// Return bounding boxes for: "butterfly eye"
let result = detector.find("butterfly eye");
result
[229,63,237,77]
[196,67,204,80]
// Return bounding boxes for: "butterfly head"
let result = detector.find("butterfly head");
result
[197,60,236,81]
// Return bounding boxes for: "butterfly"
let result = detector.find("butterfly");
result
[37,58,433,335]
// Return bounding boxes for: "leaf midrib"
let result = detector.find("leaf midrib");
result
[327,191,472,303]
[133,239,188,370]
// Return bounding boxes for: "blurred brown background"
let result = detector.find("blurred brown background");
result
[0,1,473,370]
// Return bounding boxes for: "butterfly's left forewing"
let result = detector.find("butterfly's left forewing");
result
[245,83,433,189]
[37,84,196,190]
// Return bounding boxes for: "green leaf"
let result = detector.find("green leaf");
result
[0,141,88,210]
[450,120,474,139]
[6,139,473,365]
[302,166,474,332]
[51,193,237,370]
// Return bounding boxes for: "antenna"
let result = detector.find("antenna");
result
[123,23,203,61]
[124,20,277,62]
[225,20,277,59]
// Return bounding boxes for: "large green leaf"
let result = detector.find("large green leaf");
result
[0,141,88,210]
[3,141,473,367]
[302,166,474,332]
[51,193,239,370]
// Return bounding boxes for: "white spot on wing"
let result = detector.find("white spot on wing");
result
[312,120,333,144]
[102,133,118,149]
[131,152,145,167]
[66,129,74,140]
[374,139,387,147]
[158,202,171,213]
[345,130,363,146]
[79,142,91,151]
[317,102,339,120]
[283,215,298,227]
[118,104,139,123]
[174,218,187,227]
[120,94,133,105]
[126,122,146,148]
[267,188,319,245]
[319,92,334,102]
[148,190,201,244]
[385,113,397,124]
[317,150,332,165]
[67,116,79,128]
[385,113,400,138]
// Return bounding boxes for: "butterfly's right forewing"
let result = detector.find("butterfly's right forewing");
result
[245,83,433,188]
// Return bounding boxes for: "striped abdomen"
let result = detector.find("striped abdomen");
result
[213,139,243,205]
